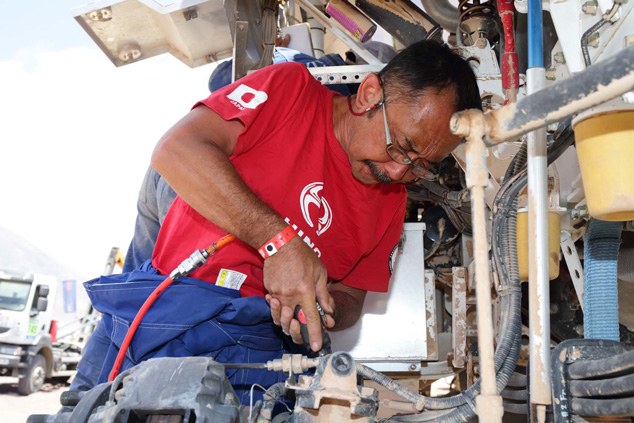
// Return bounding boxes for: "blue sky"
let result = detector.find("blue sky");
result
[0,1,214,280]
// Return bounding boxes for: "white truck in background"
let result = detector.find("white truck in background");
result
[0,269,86,395]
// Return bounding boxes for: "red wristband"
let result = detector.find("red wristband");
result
[258,225,298,259]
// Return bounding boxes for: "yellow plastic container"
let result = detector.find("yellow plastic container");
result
[574,111,634,221]
[517,211,561,282]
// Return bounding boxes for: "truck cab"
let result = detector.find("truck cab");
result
[0,269,57,394]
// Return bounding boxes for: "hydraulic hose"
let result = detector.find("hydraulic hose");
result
[569,372,634,398]
[567,348,634,380]
[107,235,235,381]
[571,397,634,416]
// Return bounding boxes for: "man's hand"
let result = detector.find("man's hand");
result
[263,236,334,352]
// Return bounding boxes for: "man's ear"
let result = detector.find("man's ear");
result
[354,73,382,111]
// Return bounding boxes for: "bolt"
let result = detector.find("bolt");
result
[624,35,634,48]
[570,206,589,220]
[582,1,597,14]
[575,324,584,336]
[588,32,600,48]
[553,52,566,64]
[409,363,418,371]
[547,123,559,133]
[545,68,557,80]
[550,303,559,314]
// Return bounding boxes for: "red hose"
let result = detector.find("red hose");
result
[108,234,236,382]
[498,0,519,103]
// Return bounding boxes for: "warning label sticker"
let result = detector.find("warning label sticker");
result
[215,269,247,290]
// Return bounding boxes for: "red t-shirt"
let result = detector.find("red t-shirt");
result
[152,63,406,297]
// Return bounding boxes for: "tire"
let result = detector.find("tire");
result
[18,354,46,395]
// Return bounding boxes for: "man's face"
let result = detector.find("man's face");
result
[347,88,462,185]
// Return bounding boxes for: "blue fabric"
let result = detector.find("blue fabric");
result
[583,219,622,341]
[208,47,351,96]
[71,261,293,404]
[123,167,177,272]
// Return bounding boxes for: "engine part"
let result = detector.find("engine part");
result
[551,339,634,422]
[353,0,440,46]
[458,0,498,46]
[30,357,242,423]
[583,219,622,342]
[573,111,634,221]
[450,45,634,144]
[287,352,379,422]
[516,211,561,281]
[420,0,459,33]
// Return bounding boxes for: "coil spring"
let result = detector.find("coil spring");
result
[458,0,496,23]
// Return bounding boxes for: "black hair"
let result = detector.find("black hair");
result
[377,40,482,112]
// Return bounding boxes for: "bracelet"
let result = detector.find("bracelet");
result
[258,225,298,259]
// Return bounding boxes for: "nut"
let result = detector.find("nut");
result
[588,32,600,48]
[545,68,557,80]
[624,35,634,48]
[582,1,597,14]
[553,52,566,64]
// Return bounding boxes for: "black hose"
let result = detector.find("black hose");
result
[571,397,634,416]
[569,372,634,398]
[581,1,620,67]
[568,349,634,380]
[357,364,424,407]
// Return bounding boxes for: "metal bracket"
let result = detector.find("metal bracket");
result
[307,64,384,85]
[560,231,584,310]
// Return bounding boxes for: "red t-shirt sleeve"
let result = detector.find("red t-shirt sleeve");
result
[338,194,407,292]
[193,62,312,158]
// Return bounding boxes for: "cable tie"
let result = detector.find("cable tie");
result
[464,395,478,413]
[497,285,522,297]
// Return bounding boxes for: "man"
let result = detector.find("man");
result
[122,42,399,274]
[73,40,480,403]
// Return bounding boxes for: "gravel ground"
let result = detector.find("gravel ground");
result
[0,377,69,423]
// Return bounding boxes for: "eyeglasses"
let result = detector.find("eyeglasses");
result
[380,85,439,181]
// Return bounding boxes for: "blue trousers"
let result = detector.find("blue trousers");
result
[71,261,293,404]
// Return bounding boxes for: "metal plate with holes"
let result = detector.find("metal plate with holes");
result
[330,223,437,371]
[73,0,233,68]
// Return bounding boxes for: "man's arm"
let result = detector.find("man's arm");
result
[151,105,333,351]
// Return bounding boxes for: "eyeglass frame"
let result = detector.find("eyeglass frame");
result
[378,79,440,182]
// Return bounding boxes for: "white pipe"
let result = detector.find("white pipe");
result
[465,128,504,423]
[526,66,552,408]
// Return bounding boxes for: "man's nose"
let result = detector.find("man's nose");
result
[384,161,410,182]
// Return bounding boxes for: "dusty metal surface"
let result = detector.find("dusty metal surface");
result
[561,231,584,311]
[424,269,439,360]
[526,67,553,408]
[452,266,468,369]
[463,118,504,423]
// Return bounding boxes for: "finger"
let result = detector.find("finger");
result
[280,306,294,335]
[300,300,322,352]
[289,319,303,345]
[324,314,336,329]
[315,281,334,315]
[269,297,281,326]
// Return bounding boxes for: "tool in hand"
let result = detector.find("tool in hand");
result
[294,301,332,357]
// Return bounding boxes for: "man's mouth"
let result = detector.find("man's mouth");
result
[362,160,392,184]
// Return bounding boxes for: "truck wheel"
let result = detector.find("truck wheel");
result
[18,354,46,395]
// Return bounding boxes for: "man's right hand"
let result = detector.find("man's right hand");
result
[263,236,333,352]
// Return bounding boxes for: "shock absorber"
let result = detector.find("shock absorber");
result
[458,0,498,46]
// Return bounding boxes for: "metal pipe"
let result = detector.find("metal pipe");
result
[464,124,504,423]
[419,0,459,33]
[449,45,634,144]
[526,16,552,412]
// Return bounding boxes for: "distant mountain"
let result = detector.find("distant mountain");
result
[0,226,92,321]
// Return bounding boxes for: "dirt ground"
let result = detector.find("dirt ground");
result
[0,377,69,423]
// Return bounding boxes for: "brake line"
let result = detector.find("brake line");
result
[108,234,236,382]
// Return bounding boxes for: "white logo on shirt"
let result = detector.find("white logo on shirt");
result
[300,182,333,236]
[226,84,268,110]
